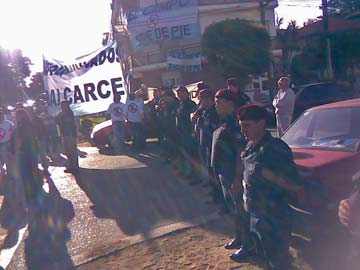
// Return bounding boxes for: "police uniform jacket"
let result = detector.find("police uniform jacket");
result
[197,105,219,148]
[242,131,301,219]
[158,95,179,133]
[176,98,197,135]
[236,91,251,108]
[211,112,246,182]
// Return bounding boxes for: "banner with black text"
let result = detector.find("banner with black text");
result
[43,41,127,116]
[126,0,199,51]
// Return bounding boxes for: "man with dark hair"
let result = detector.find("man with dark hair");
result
[195,89,220,194]
[211,89,247,212]
[158,86,179,162]
[175,86,197,175]
[107,94,126,151]
[55,101,79,174]
[235,104,302,270]
[226,77,251,108]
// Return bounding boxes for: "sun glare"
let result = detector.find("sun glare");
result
[0,0,111,72]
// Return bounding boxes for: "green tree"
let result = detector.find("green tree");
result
[276,20,300,74]
[8,49,32,88]
[201,19,271,87]
[27,72,45,99]
[0,47,31,104]
[328,0,360,15]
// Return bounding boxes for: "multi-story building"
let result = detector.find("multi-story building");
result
[111,0,278,91]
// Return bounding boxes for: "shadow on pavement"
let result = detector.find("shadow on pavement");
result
[0,175,28,249]
[24,176,75,270]
[74,150,221,243]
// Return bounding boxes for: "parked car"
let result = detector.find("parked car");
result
[292,82,354,120]
[90,104,158,149]
[282,99,360,217]
[79,112,107,139]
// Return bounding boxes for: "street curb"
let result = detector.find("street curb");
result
[73,211,222,268]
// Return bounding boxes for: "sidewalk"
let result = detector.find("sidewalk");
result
[75,216,312,270]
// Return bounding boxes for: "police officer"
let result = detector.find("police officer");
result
[175,86,197,175]
[195,89,220,195]
[158,86,179,162]
[235,104,302,270]
[211,89,247,213]
[226,77,251,108]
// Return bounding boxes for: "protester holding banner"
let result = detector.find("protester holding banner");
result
[107,94,126,152]
[55,101,79,174]
[126,90,145,151]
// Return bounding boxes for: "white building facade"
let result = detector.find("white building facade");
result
[111,0,278,90]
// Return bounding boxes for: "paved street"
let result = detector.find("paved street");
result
[0,142,219,270]
[0,139,351,270]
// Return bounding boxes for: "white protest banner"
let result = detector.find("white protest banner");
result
[43,41,127,116]
[126,0,199,51]
[167,51,201,72]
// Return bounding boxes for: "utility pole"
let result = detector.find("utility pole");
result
[259,0,275,80]
[322,0,334,79]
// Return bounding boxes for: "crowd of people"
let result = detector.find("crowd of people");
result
[0,75,358,269]
[133,76,358,270]
[0,99,78,207]
[136,77,301,270]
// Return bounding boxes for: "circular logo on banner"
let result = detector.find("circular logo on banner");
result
[147,14,159,29]
[128,103,138,113]
[0,128,5,140]
[113,107,123,117]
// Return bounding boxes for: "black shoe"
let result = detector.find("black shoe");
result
[224,238,242,250]
[229,246,255,262]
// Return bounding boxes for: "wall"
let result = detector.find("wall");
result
[115,0,278,89]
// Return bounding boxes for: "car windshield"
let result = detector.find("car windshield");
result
[282,106,360,151]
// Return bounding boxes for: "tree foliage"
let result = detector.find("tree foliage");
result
[289,29,360,84]
[276,20,300,75]
[201,19,271,87]
[0,47,31,104]
[27,72,45,99]
[328,0,360,15]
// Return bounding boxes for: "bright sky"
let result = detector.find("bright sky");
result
[0,0,322,75]
[0,0,111,73]
[276,0,322,28]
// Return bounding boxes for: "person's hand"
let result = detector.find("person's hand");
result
[339,199,351,228]
[191,112,199,123]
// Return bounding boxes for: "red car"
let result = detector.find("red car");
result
[282,99,360,216]
[90,106,158,149]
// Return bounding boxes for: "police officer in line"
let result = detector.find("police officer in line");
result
[175,86,197,175]
[226,77,251,108]
[191,82,211,131]
[235,104,302,270]
[147,88,162,141]
[211,89,247,214]
[158,86,179,162]
[195,89,220,197]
